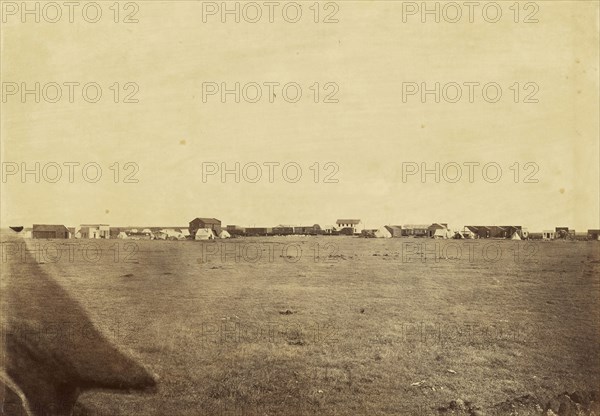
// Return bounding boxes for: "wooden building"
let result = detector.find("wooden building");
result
[189,218,221,238]
[32,224,70,239]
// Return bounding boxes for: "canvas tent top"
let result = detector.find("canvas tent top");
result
[433,228,451,239]
[403,224,431,230]
[510,231,521,240]
[195,228,216,240]
[336,219,361,225]
[218,230,231,239]
[374,227,392,238]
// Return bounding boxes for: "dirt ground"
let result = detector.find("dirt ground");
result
[1,236,599,415]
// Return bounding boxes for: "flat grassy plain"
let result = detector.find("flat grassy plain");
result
[2,236,599,415]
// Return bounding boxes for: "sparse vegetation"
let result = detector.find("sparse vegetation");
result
[2,237,599,415]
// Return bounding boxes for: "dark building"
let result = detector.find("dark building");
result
[385,225,403,238]
[464,225,525,239]
[272,226,294,236]
[464,226,492,238]
[245,227,271,236]
[555,227,575,239]
[402,224,430,237]
[226,225,246,236]
[32,224,70,239]
[189,218,221,237]
[338,227,355,236]
[293,225,321,235]
[587,229,600,240]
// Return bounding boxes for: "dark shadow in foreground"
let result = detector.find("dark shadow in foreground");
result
[1,237,156,416]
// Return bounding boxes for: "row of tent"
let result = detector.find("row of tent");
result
[362,227,523,240]
[362,226,455,239]
[117,228,231,240]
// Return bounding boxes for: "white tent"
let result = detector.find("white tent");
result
[510,231,521,240]
[156,229,180,240]
[154,230,167,240]
[142,228,152,234]
[180,229,190,237]
[165,229,187,240]
[433,228,452,239]
[218,230,231,239]
[117,231,129,239]
[374,227,392,238]
[195,228,216,240]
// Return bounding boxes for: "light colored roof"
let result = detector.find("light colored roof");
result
[32,224,69,232]
[336,219,361,224]
[403,224,430,229]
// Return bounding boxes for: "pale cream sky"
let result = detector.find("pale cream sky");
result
[1,1,598,231]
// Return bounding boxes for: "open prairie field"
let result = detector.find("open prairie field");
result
[2,236,599,415]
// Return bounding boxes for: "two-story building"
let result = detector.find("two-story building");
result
[78,224,110,239]
[336,219,362,235]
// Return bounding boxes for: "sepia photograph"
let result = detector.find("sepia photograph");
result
[1,1,599,415]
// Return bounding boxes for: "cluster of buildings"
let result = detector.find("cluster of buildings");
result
[367,225,599,241]
[12,219,600,241]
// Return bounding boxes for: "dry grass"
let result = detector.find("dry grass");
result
[2,236,599,415]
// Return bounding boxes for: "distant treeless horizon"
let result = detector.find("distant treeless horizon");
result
[1,2,598,233]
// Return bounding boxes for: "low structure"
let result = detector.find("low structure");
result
[126,231,153,240]
[542,230,555,240]
[293,224,321,235]
[78,224,110,239]
[402,224,430,237]
[245,227,271,236]
[32,224,70,239]
[360,229,377,238]
[319,225,338,235]
[555,227,575,239]
[384,225,403,238]
[463,225,527,239]
[587,229,600,240]
[226,225,246,236]
[464,226,491,238]
[336,219,362,235]
[272,225,294,236]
